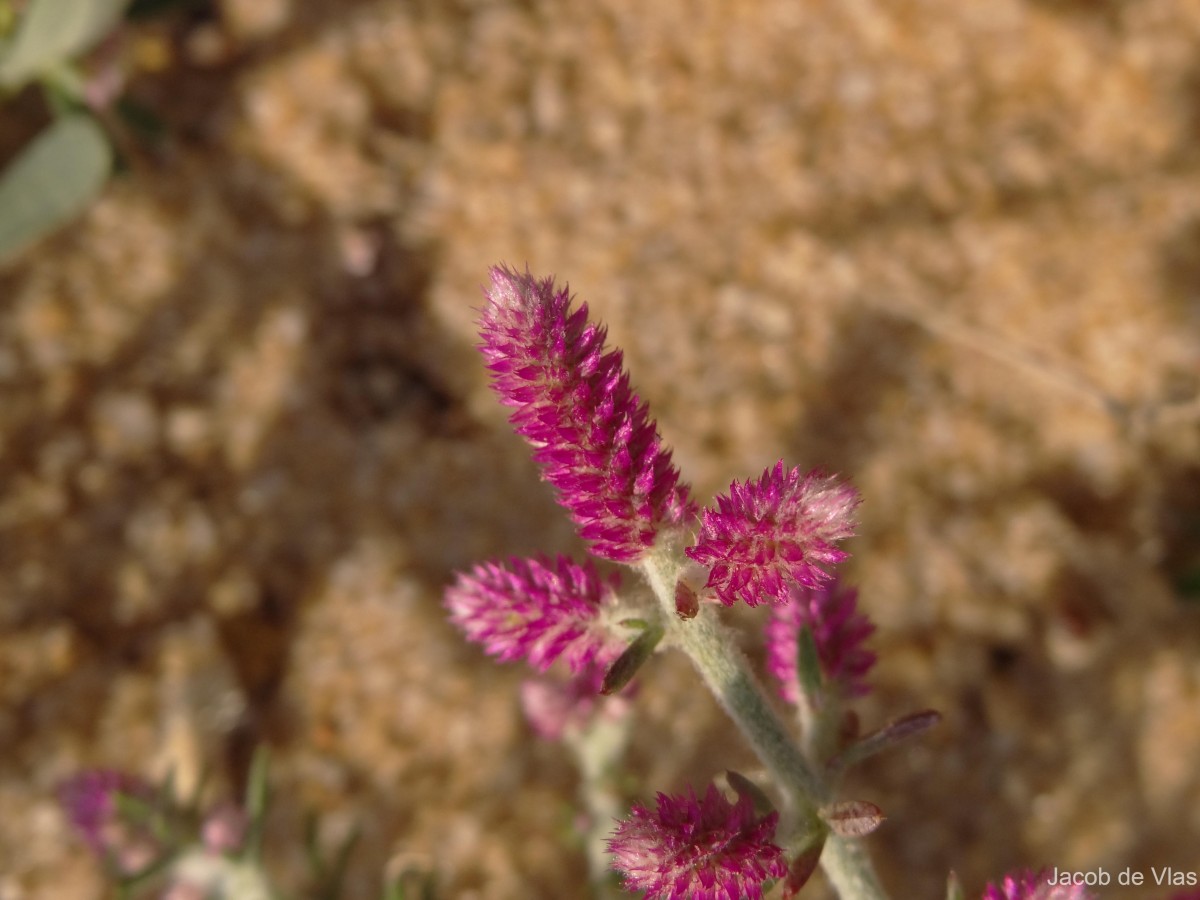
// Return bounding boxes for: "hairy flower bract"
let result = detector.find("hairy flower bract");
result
[607,783,786,900]
[766,578,876,700]
[444,554,619,673]
[479,265,693,562]
[686,460,859,607]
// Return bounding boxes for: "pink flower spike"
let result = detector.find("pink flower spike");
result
[478,265,694,562]
[766,579,876,701]
[686,461,859,607]
[445,555,620,673]
[58,770,148,851]
[981,870,1098,900]
[607,783,786,900]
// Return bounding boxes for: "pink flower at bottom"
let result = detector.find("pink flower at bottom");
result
[982,870,1097,900]
[607,784,786,900]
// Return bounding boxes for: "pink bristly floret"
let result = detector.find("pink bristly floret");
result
[479,265,694,562]
[686,460,859,607]
[607,783,786,900]
[444,554,619,674]
[765,578,876,700]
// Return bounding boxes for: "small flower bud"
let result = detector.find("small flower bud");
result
[601,623,664,695]
[822,799,885,838]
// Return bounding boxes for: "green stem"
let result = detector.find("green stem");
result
[639,545,890,900]
[822,835,890,899]
[568,715,631,897]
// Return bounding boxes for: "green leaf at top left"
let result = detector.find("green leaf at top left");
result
[0,0,133,89]
[0,113,113,266]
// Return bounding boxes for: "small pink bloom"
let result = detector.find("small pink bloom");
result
[445,555,620,673]
[607,783,786,900]
[479,265,694,562]
[982,870,1097,900]
[57,769,158,874]
[686,461,859,607]
[765,579,875,700]
[201,801,248,855]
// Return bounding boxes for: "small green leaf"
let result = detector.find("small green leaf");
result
[0,113,112,265]
[242,745,270,862]
[601,622,664,695]
[0,0,133,88]
[386,868,438,900]
[795,625,824,705]
[782,836,825,899]
[946,870,966,900]
[827,709,942,775]
[723,770,774,818]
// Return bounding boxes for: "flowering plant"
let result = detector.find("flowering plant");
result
[446,267,1200,899]
[445,265,939,899]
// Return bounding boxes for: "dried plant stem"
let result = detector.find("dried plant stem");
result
[872,294,1125,419]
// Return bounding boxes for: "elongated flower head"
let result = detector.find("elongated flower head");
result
[445,555,620,673]
[982,870,1097,900]
[686,460,859,607]
[766,578,875,700]
[478,265,693,562]
[607,783,786,900]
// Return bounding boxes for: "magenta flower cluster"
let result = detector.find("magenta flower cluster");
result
[445,554,620,674]
[479,265,694,562]
[765,578,876,701]
[606,784,786,900]
[687,461,860,608]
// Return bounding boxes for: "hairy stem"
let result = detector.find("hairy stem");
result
[640,544,890,900]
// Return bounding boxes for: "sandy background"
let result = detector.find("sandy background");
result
[1,0,1199,897]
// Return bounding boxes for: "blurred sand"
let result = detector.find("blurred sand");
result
[1,0,1199,897]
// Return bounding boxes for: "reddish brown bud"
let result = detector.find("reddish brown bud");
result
[823,800,885,838]
[675,581,699,619]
